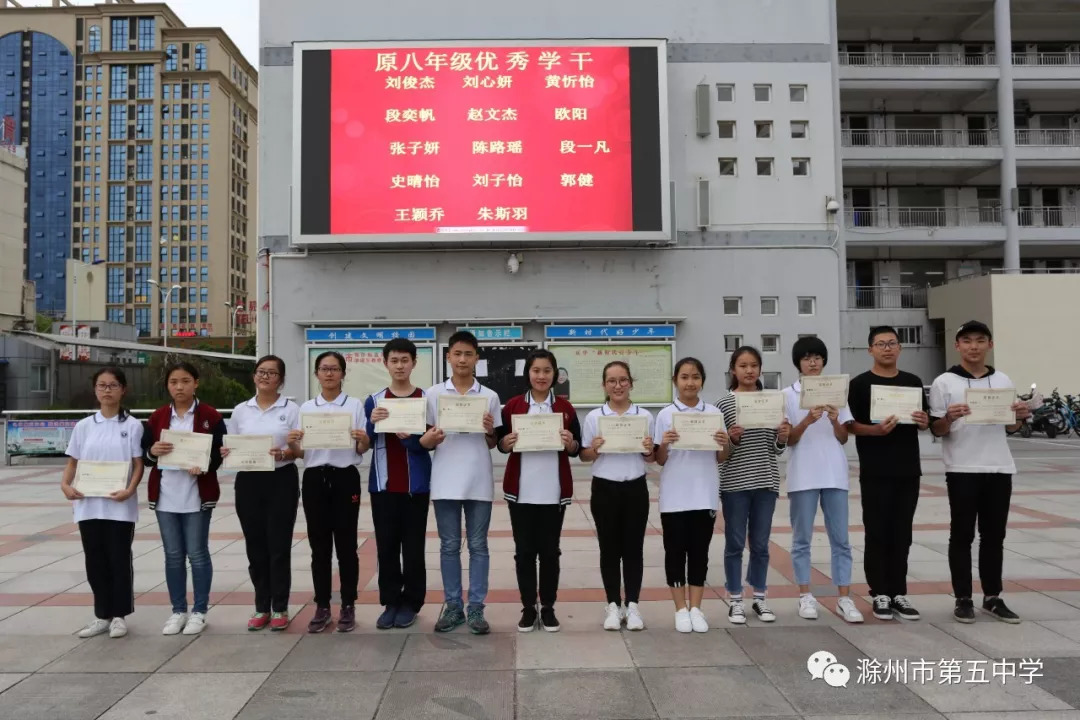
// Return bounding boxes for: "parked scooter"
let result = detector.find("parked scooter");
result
[1019,383,1065,438]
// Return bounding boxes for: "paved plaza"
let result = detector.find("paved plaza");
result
[0,436,1079,719]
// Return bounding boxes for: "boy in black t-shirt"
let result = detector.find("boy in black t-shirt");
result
[846,326,930,621]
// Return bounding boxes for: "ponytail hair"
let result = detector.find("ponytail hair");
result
[92,366,130,421]
[727,346,764,391]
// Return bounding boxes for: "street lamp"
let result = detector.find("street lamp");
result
[224,301,242,355]
[148,279,182,347]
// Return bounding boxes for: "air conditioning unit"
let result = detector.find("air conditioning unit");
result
[696,178,711,228]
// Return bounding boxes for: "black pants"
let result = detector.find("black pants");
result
[370,491,430,612]
[660,510,716,587]
[79,519,135,620]
[859,474,920,598]
[236,464,300,613]
[302,465,362,607]
[590,476,649,605]
[508,502,566,609]
[946,472,1012,599]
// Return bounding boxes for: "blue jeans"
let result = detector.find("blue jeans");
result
[721,488,777,596]
[157,509,213,614]
[433,499,491,610]
[789,488,852,587]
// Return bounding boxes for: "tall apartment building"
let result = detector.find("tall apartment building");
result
[0,0,257,339]
[0,143,29,333]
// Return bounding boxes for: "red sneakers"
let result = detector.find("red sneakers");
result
[248,612,270,631]
[269,611,290,632]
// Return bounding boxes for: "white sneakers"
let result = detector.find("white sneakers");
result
[78,618,110,638]
[625,602,645,631]
[182,612,208,635]
[835,596,864,623]
[799,594,819,619]
[688,607,709,633]
[109,617,128,638]
[674,608,692,633]
[162,612,188,636]
[603,603,622,630]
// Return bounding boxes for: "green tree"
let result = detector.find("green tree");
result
[35,313,53,333]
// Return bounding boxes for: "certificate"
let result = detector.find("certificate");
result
[74,460,129,497]
[437,394,488,433]
[671,413,726,451]
[965,388,1017,425]
[735,391,786,430]
[158,430,212,472]
[375,397,428,435]
[511,413,564,452]
[870,386,924,424]
[223,435,275,472]
[301,413,353,449]
[597,415,649,454]
[799,374,850,410]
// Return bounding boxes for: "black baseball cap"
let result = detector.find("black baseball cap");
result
[955,320,992,340]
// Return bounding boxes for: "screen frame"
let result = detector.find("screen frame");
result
[291,39,671,246]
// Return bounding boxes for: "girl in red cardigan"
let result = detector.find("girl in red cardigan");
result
[497,349,581,633]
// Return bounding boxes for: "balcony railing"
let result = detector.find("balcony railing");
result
[1012,51,1080,66]
[1017,206,1080,228]
[840,51,994,67]
[842,128,999,148]
[847,285,928,310]
[845,206,1001,228]
[1015,129,1080,146]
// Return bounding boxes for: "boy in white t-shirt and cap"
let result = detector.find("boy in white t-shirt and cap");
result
[929,320,1031,624]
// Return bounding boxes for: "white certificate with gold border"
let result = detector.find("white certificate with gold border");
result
[300,413,353,449]
[74,461,129,497]
[965,388,1016,425]
[223,435,275,472]
[511,414,564,452]
[799,375,850,409]
[375,397,428,435]
[671,413,726,451]
[735,391,786,430]
[597,415,649,454]
[437,394,488,433]
[158,430,212,472]
[870,386,923,424]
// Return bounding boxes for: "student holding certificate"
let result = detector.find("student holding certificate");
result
[782,338,863,624]
[297,350,370,633]
[845,327,930,622]
[579,361,655,631]
[364,339,442,631]
[498,349,582,633]
[716,347,790,625]
[61,368,144,639]
[426,332,501,635]
[143,362,227,637]
[929,320,1031,624]
[654,358,731,633]
[225,355,303,632]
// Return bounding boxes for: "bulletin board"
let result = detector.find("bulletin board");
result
[544,342,674,406]
[307,345,436,402]
[442,343,539,404]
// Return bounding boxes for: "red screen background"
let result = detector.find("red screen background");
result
[328,46,634,235]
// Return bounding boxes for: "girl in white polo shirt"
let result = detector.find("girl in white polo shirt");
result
[580,361,655,632]
[224,355,303,632]
[654,357,731,633]
[61,367,145,639]
[783,336,863,624]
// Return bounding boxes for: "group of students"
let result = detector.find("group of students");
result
[61,321,1029,638]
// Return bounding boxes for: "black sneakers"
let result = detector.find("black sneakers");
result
[890,595,921,621]
[982,596,1021,624]
[540,606,560,633]
[872,595,893,620]
[953,598,976,623]
[518,605,538,633]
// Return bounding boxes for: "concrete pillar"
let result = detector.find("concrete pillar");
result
[829,0,848,310]
[995,0,1021,272]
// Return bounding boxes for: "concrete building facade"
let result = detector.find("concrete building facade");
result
[0,0,257,339]
[0,144,29,333]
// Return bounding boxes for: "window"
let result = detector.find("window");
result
[792,158,810,176]
[716,84,734,102]
[718,158,737,176]
[108,185,126,221]
[135,225,151,261]
[200,287,208,303]
[790,120,808,139]
[30,365,49,393]
[194,43,207,71]
[797,296,816,316]
[789,84,807,102]
[762,372,782,390]
[760,296,778,315]
[107,266,124,303]
[761,335,780,353]
[108,226,124,261]
[723,297,742,315]
[135,308,150,336]
[107,145,126,180]
[756,158,774,176]
[108,103,126,139]
[88,25,101,53]
[135,185,151,220]
[754,84,771,102]
[137,18,155,51]
[109,66,128,99]
[110,18,129,51]
[136,104,153,140]
[203,82,210,96]
[724,335,742,353]
[165,44,178,72]
[897,326,922,345]
[200,266,208,281]
[716,121,735,139]
[136,65,154,99]
[755,120,772,139]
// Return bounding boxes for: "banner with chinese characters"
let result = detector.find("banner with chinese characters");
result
[294,41,669,244]
[4,420,79,457]
[306,345,435,403]
[544,343,673,406]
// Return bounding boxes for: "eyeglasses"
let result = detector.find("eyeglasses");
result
[254,370,280,379]
[605,378,631,387]
[872,341,900,350]
[95,383,121,391]
[317,366,343,374]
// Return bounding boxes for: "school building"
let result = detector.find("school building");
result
[258,0,1080,409]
